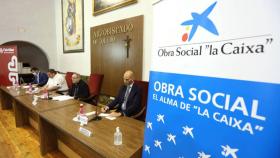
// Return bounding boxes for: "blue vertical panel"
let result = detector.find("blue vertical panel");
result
[143,71,280,158]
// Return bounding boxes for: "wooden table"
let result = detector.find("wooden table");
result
[0,86,29,110]
[39,103,145,158]
[13,94,79,128]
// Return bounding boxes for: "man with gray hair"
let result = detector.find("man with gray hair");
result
[68,73,89,99]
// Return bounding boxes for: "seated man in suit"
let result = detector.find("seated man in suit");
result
[41,69,68,92]
[30,67,48,87]
[101,70,142,117]
[68,73,90,99]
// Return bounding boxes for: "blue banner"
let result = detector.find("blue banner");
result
[143,71,280,158]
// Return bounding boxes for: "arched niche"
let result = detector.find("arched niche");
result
[2,41,49,72]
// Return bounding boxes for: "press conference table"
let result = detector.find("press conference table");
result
[1,86,145,158]
[39,103,144,158]
[0,86,28,109]
[13,94,79,127]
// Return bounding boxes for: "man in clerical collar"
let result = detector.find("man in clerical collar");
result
[68,73,89,99]
[101,70,142,117]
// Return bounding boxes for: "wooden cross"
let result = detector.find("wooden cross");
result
[123,35,132,58]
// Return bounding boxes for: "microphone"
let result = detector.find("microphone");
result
[92,99,102,121]
[20,77,25,84]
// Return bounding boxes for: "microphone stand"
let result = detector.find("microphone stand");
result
[92,100,102,121]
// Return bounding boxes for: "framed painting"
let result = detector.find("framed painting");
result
[93,0,137,16]
[62,0,84,53]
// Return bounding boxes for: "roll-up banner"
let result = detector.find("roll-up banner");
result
[0,45,18,86]
[143,0,280,157]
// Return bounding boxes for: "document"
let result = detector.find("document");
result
[98,113,116,120]
[105,116,117,120]
[98,113,110,117]
[52,95,74,101]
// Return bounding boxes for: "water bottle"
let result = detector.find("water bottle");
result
[79,104,84,115]
[29,83,32,93]
[114,127,122,145]
[43,88,48,99]
[78,104,86,126]
[15,81,19,91]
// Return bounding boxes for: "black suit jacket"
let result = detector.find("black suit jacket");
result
[107,83,142,117]
[68,80,90,99]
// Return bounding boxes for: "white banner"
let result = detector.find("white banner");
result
[151,0,279,83]
[143,0,280,157]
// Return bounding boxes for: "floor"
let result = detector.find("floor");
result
[0,109,66,158]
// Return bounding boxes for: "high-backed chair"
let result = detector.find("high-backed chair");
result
[131,80,149,122]
[65,72,74,89]
[81,73,104,105]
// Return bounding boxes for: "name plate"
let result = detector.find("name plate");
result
[79,127,92,137]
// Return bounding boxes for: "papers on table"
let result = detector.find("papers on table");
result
[72,112,117,123]
[99,113,117,120]
[22,85,30,89]
[22,85,37,89]
[73,116,79,122]
[52,95,74,101]
[105,116,117,120]
[25,88,39,94]
[98,113,110,117]
[86,111,96,116]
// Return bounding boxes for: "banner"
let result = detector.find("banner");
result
[143,0,280,158]
[0,45,18,86]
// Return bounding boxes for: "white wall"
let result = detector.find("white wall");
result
[0,0,153,80]
[0,0,58,69]
[55,0,153,80]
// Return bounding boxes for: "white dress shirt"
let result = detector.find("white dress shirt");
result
[46,73,68,91]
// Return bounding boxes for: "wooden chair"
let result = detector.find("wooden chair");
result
[80,73,104,105]
[131,80,149,122]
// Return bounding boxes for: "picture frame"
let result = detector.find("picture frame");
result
[93,0,137,16]
[62,0,84,53]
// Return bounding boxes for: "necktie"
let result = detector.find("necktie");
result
[122,86,131,110]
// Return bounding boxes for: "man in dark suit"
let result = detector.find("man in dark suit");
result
[30,67,48,87]
[101,70,142,117]
[68,73,90,99]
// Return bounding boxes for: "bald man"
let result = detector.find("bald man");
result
[102,70,142,117]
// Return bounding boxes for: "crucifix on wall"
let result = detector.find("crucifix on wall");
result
[123,35,132,58]
[91,15,143,96]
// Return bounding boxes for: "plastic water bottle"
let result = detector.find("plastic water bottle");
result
[79,104,84,115]
[43,88,48,99]
[78,104,86,126]
[114,127,122,145]
[15,81,19,91]
[28,83,32,93]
